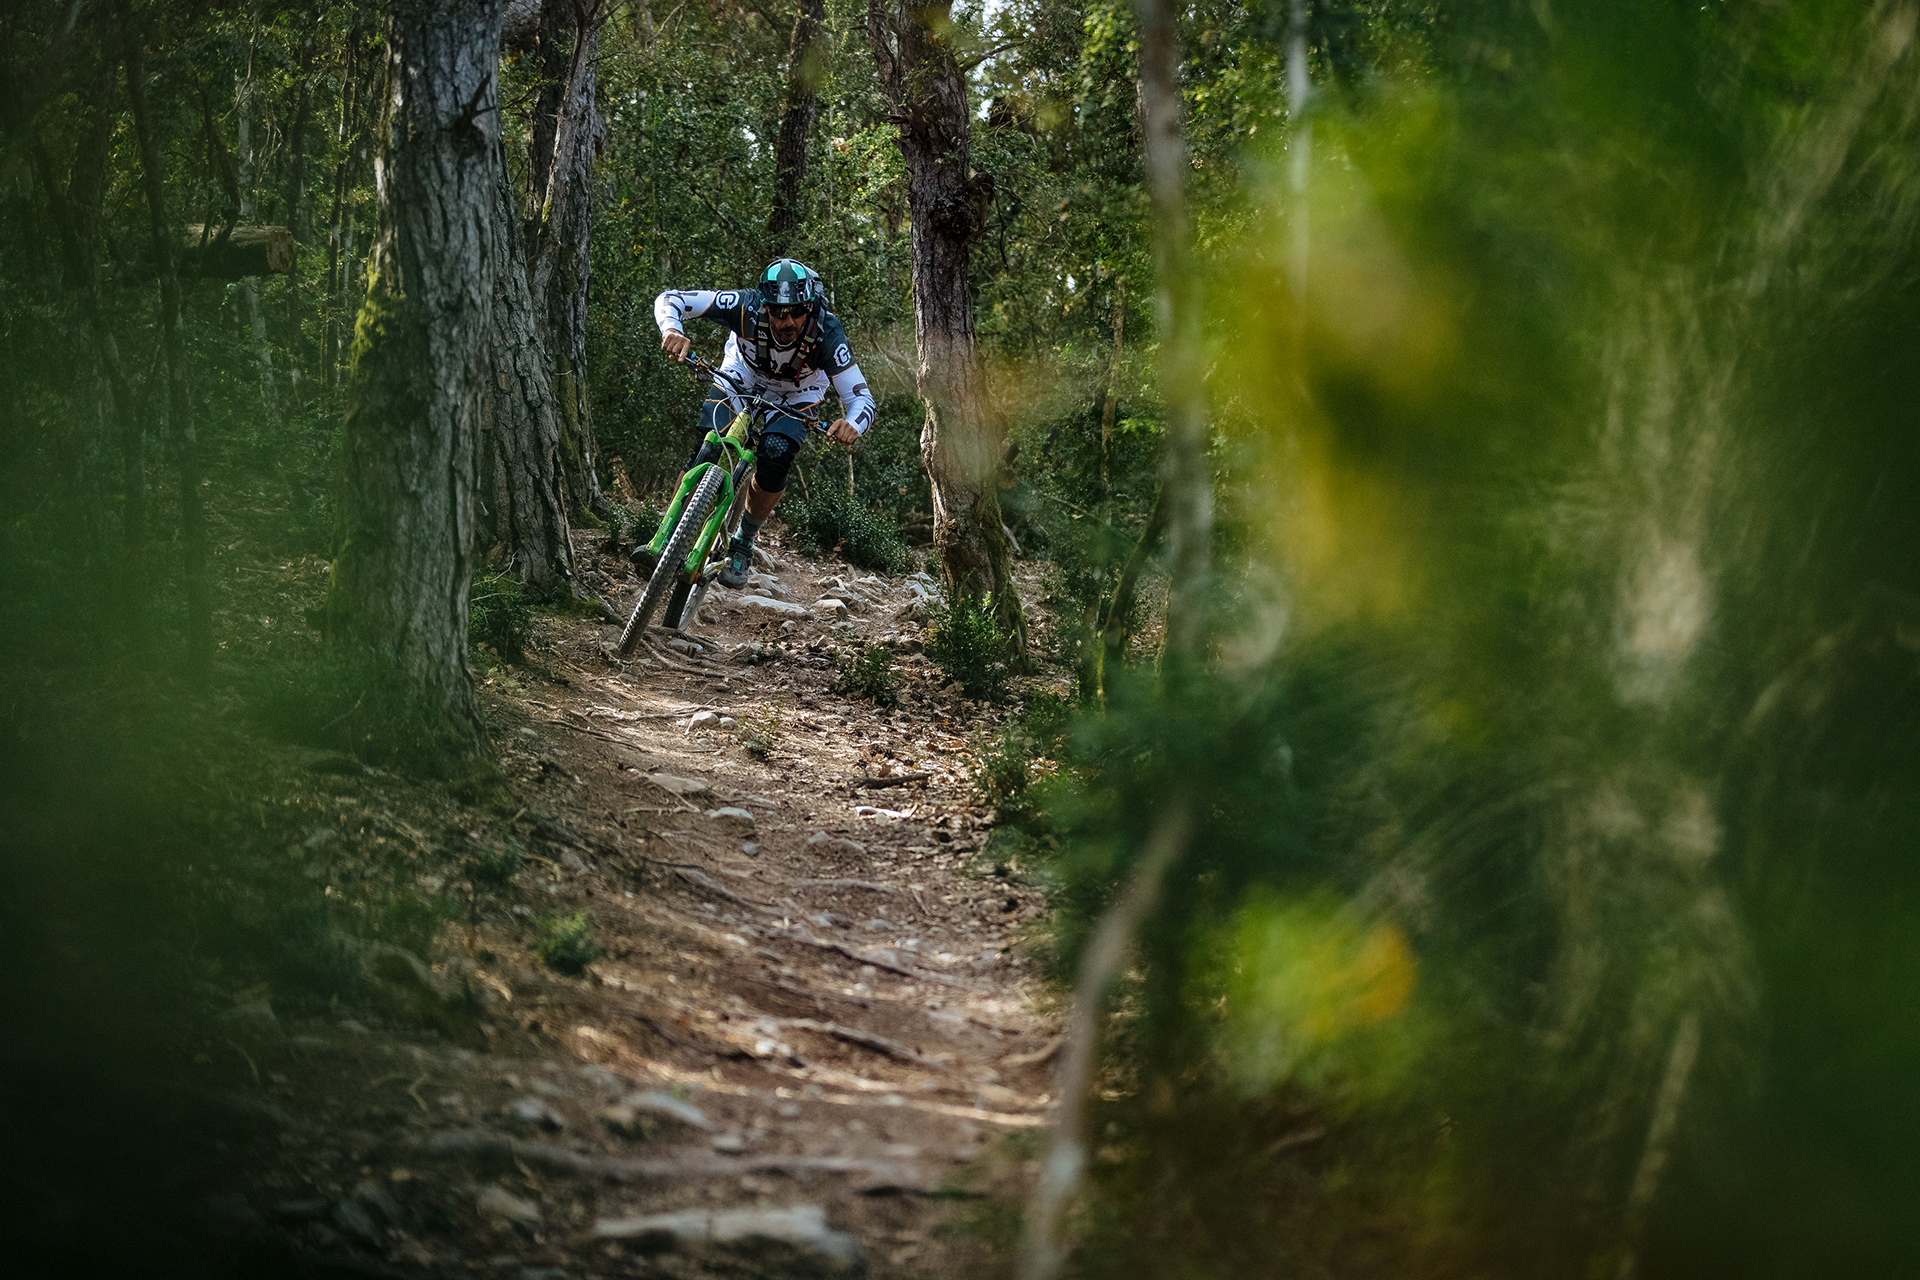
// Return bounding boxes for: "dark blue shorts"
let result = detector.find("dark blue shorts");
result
[685,386,809,493]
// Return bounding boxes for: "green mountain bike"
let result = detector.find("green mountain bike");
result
[615,351,821,656]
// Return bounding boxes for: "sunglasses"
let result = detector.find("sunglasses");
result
[767,304,808,321]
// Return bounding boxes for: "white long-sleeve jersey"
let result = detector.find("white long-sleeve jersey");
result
[654,288,876,435]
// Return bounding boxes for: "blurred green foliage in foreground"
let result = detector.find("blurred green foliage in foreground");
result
[1000,2,1920,1277]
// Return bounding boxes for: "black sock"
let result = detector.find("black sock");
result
[738,514,763,548]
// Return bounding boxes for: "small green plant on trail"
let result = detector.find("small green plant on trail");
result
[833,641,900,708]
[377,889,452,957]
[737,701,785,757]
[929,592,1012,699]
[469,570,534,662]
[530,910,603,975]
[604,498,664,559]
[781,482,909,574]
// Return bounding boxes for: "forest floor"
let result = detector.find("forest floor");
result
[190,526,1063,1279]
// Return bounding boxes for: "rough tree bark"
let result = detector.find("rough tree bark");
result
[324,0,502,763]
[482,131,575,602]
[767,0,826,255]
[866,0,1025,652]
[525,0,606,518]
[123,19,213,679]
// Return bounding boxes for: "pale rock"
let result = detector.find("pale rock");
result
[593,1205,860,1271]
[750,544,779,571]
[705,806,755,829]
[476,1184,542,1226]
[812,597,850,620]
[646,773,711,797]
[331,1197,382,1246]
[686,710,721,734]
[806,831,870,857]
[503,1096,566,1132]
[735,594,809,617]
[626,1089,714,1129]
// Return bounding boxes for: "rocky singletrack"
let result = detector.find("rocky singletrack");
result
[200,527,1059,1278]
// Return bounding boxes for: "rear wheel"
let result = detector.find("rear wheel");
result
[616,468,724,656]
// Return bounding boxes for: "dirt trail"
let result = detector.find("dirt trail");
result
[228,529,1057,1278]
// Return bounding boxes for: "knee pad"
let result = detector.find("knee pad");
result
[753,433,800,493]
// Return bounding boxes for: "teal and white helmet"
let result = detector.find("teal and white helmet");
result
[758,258,824,311]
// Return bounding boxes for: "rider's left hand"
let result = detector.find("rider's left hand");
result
[827,418,859,445]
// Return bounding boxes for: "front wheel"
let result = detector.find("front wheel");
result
[665,461,753,631]
[616,468,725,656]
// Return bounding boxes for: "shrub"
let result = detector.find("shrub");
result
[736,701,785,757]
[782,481,909,574]
[530,910,604,976]
[605,498,665,558]
[928,592,1011,699]
[469,570,534,661]
[833,642,899,708]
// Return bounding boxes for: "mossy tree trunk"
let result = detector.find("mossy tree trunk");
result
[324,0,502,764]
[525,0,605,519]
[483,131,575,602]
[867,0,1025,655]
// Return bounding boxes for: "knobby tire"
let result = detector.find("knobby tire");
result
[616,468,725,656]
[666,461,754,630]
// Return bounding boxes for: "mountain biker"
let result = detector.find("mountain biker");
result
[638,259,875,588]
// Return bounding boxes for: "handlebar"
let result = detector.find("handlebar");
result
[677,349,829,436]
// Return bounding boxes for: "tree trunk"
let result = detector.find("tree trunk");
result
[767,0,825,255]
[1139,0,1210,663]
[235,67,281,425]
[524,0,606,519]
[484,133,575,602]
[324,0,502,764]
[866,0,1025,653]
[323,31,371,387]
[123,23,213,680]
[31,96,145,587]
[1019,1,1209,1273]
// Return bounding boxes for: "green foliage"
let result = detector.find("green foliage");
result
[928,593,1012,699]
[530,911,604,977]
[780,480,910,574]
[832,642,900,708]
[469,570,534,662]
[466,842,523,896]
[375,889,452,958]
[603,499,666,558]
[736,701,785,758]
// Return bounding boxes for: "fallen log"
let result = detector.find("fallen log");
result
[175,224,295,278]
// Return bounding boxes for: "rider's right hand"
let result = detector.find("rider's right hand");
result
[661,330,692,361]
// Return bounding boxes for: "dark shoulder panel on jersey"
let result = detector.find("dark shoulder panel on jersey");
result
[692,289,753,339]
[813,312,856,375]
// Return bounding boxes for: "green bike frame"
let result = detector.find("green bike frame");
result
[654,408,757,580]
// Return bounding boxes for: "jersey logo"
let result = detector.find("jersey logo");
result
[718,291,739,309]
[833,343,851,368]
